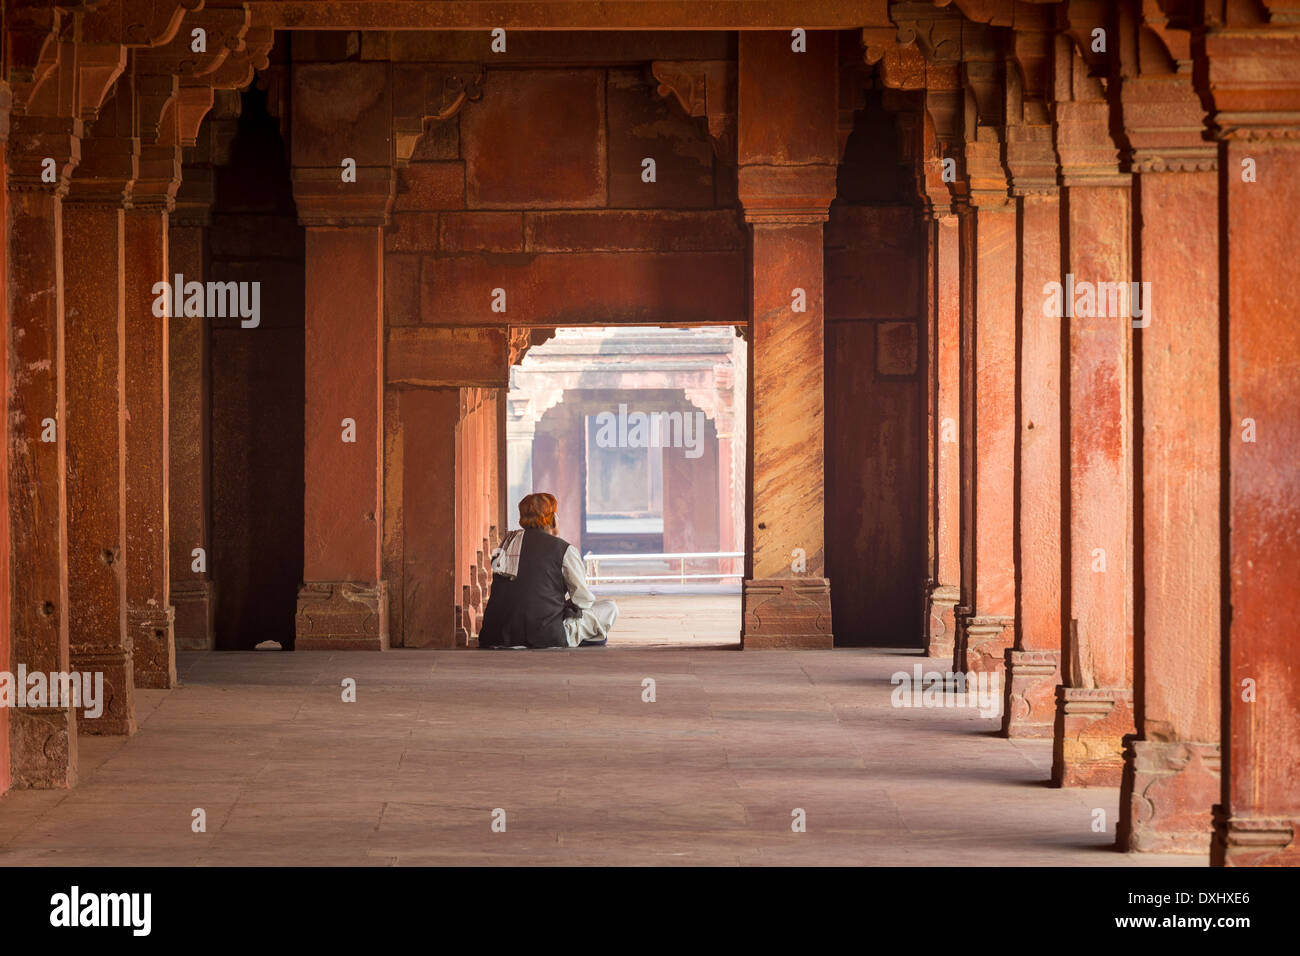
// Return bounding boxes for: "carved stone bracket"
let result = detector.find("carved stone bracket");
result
[392,63,486,166]
[650,60,736,163]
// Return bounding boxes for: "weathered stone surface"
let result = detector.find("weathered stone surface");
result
[394,161,466,212]
[957,205,1016,679]
[8,709,78,790]
[742,578,832,649]
[440,211,523,253]
[523,209,743,253]
[386,326,508,387]
[302,227,385,584]
[418,251,746,326]
[606,68,715,209]
[124,208,176,690]
[295,581,389,650]
[1003,648,1061,738]
[1053,687,1134,788]
[1008,193,1062,737]
[167,221,214,653]
[462,70,605,209]
[1054,181,1135,788]
[7,174,76,789]
[1122,739,1219,854]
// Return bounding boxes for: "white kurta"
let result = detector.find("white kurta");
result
[560,545,619,646]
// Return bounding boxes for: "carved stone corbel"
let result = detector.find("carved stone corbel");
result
[392,63,486,166]
[650,60,736,163]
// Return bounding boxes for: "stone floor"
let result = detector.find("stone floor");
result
[601,592,741,647]
[0,598,1207,866]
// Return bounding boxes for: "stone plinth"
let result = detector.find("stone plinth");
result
[295,581,389,650]
[742,578,832,649]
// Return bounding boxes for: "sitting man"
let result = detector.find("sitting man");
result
[478,492,619,649]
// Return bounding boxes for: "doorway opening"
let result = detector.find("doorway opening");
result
[507,326,746,647]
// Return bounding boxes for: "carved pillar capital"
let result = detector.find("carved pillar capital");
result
[737,164,838,223]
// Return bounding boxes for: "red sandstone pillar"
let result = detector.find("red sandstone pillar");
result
[925,211,961,659]
[737,31,836,648]
[1116,53,1222,851]
[955,130,1016,677]
[291,61,394,650]
[1204,34,1300,864]
[0,84,11,793]
[1051,99,1135,788]
[1004,137,1063,737]
[168,159,215,652]
[6,113,81,787]
[293,223,389,649]
[122,205,176,687]
[63,183,136,734]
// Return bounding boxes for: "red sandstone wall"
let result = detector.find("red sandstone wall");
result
[824,98,926,647]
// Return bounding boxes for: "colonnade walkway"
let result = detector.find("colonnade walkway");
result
[0,599,1205,866]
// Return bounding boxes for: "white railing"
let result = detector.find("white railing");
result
[583,551,745,585]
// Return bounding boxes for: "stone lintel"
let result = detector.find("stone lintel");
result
[296,581,390,651]
[386,326,508,388]
[742,577,832,649]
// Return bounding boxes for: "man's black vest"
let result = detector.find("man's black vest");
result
[478,528,573,648]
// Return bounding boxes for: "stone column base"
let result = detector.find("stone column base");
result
[295,581,389,650]
[958,614,1014,675]
[1119,738,1220,854]
[741,577,832,649]
[1002,648,1061,738]
[69,645,137,736]
[9,707,79,789]
[1213,808,1300,866]
[925,583,959,660]
[172,580,215,651]
[1051,685,1134,787]
[129,604,177,689]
